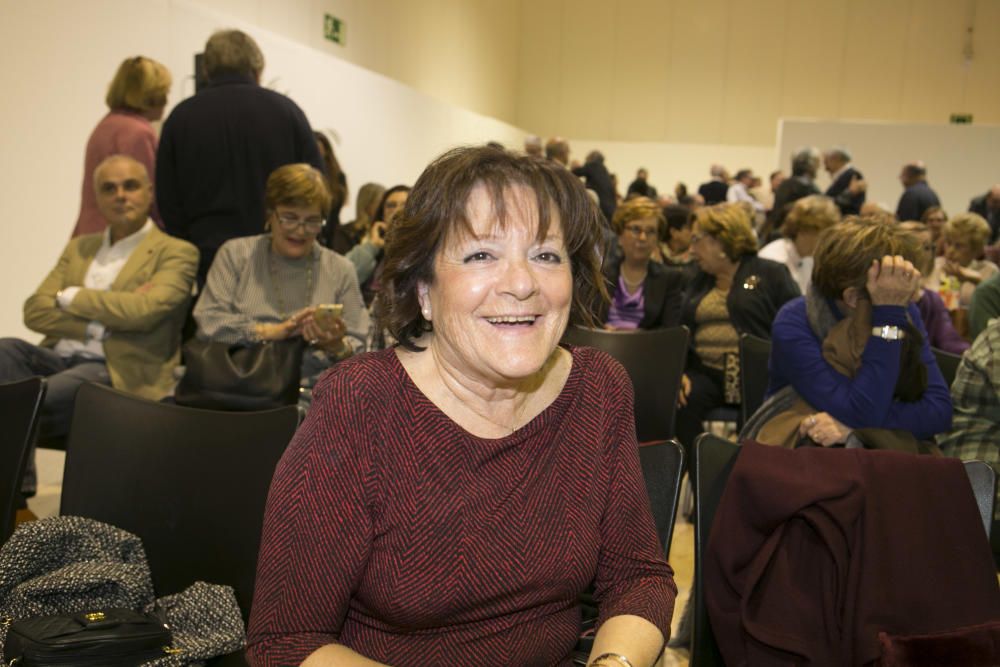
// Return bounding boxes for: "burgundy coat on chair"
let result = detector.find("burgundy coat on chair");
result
[705,442,1000,666]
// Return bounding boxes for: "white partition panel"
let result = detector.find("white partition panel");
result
[778,118,1000,218]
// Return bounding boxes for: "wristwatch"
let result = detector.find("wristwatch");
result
[871,325,905,341]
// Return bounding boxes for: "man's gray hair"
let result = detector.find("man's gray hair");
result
[203,29,265,81]
[826,146,852,163]
[791,147,821,176]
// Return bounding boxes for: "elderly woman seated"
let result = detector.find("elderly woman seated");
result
[192,163,368,409]
[598,196,684,330]
[927,212,999,310]
[674,203,800,452]
[246,146,676,667]
[758,194,840,295]
[898,221,969,354]
[749,217,952,450]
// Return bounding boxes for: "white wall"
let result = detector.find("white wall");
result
[0,0,526,341]
[778,118,1000,217]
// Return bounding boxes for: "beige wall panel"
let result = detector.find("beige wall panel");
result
[607,0,672,141]
[839,0,910,121]
[897,0,970,124]
[965,0,1000,126]
[719,0,787,146]
[665,0,728,143]
[516,0,564,137]
[778,2,848,119]
[557,0,616,138]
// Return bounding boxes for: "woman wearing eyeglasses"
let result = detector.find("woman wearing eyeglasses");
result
[597,197,684,330]
[193,164,369,407]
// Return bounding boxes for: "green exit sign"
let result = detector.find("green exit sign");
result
[324,14,345,45]
[950,113,973,124]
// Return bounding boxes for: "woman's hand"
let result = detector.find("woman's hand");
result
[301,312,349,354]
[866,255,921,307]
[255,308,313,342]
[799,411,852,447]
[677,374,692,407]
[365,221,388,249]
[943,260,982,285]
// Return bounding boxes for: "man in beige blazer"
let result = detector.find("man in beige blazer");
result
[1,155,198,440]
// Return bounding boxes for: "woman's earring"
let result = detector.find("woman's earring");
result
[422,307,432,320]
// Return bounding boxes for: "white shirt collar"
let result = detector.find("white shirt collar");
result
[101,219,154,255]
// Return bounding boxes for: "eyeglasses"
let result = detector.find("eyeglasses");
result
[275,212,326,234]
[624,225,658,238]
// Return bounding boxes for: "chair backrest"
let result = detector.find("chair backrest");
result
[692,433,740,667]
[638,440,685,557]
[0,377,46,543]
[561,325,689,442]
[739,333,772,426]
[933,348,962,388]
[60,383,300,620]
[963,460,997,538]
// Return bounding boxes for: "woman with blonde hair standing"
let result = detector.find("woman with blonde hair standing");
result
[72,56,172,237]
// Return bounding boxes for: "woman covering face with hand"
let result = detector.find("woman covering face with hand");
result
[759,217,952,448]
[246,147,676,667]
[192,163,368,410]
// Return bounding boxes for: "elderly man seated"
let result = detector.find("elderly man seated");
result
[0,155,198,441]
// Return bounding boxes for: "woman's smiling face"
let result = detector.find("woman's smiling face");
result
[419,183,573,386]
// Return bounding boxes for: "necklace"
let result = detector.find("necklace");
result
[268,246,314,318]
[621,266,647,293]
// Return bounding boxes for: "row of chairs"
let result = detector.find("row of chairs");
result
[562,324,965,443]
[2,380,300,666]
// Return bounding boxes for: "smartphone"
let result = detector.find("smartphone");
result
[314,303,343,330]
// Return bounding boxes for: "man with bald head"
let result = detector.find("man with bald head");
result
[0,155,198,441]
[970,184,1000,244]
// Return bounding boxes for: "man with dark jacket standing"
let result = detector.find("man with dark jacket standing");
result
[895,161,940,222]
[970,184,1000,244]
[157,29,323,285]
[822,147,866,216]
[572,151,617,222]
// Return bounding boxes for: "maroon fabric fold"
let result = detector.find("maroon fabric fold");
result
[705,441,1000,666]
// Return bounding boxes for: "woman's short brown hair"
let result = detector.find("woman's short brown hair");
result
[783,195,840,239]
[611,196,664,237]
[812,216,919,301]
[105,56,171,112]
[944,212,992,255]
[378,145,608,350]
[264,164,332,215]
[693,203,758,261]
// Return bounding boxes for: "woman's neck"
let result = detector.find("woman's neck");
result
[399,334,570,439]
[713,259,739,290]
[621,257,648,282]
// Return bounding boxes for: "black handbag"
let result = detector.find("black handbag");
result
[175,337,304,411]
[2,608,176,666]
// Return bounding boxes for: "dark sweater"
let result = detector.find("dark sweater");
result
[157,74,323,282]
[247,347,676,666]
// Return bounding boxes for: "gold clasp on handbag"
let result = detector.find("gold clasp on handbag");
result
[163,646,184,655]
[83,611,106,622]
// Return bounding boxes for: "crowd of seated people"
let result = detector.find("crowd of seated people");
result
[10,24,1000,667]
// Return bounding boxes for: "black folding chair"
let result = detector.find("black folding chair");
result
[739,333,772,426]
[561,325,689,441]
[60,383,301,666]
[0,377,46,543]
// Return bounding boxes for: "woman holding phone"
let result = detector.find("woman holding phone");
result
[193,163,369,408]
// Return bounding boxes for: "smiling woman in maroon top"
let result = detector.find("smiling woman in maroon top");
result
[247,146,676,667]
